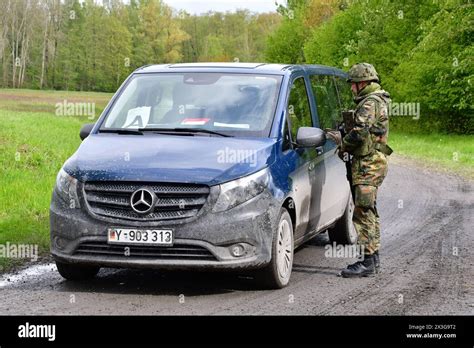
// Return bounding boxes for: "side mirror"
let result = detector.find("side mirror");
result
[79,123,95,140]
[296,127,326,148]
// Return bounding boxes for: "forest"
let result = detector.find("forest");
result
[0,0,281,91]
[0,0,472,133]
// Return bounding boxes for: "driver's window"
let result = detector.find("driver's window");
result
[310,74,339,129]
[288,77,313,141]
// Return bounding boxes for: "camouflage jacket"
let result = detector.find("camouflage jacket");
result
[342,82,392,187]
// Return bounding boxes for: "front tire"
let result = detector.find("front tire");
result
[256,208,294,289]
[328,194,357,245]
[56,261,100,281]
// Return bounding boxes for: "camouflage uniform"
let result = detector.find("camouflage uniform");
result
[341,64,392,257]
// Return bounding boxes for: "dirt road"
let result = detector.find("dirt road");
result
[1,156,473,315]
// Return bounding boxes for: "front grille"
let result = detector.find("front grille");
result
[74,241,217,261]
[83,182,210,221]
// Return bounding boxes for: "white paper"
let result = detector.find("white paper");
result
[213,122,250,129]
[124,106,151,128]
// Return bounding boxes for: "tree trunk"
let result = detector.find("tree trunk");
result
[40,14,49,89]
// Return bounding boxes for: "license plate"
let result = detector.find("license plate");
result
[107,228,173,246]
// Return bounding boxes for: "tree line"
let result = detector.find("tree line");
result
[0,0,280,92]
[265,0,473,134]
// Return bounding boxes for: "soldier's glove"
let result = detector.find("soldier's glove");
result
[324,129,342,146]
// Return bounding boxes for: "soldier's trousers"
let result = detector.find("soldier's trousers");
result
[353,185,380,255]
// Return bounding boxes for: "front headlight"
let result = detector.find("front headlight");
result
[213,168,269,213]
[55,168,81,208]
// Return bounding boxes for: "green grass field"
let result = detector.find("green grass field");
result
[0,88,472,271]
[389,132,474,179]
[0,89,112,271]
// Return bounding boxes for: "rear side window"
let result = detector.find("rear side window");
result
[310,75,340,129]
[287,77,313,140]
[335,75,353,112]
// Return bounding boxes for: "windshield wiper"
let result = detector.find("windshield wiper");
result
[99,129,143,135]
[138,127,231,137]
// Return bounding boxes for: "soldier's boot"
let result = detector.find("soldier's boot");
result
[341,254,376,278]
[374,251,380,273]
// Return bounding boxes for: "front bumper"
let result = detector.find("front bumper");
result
[50,188,279,270]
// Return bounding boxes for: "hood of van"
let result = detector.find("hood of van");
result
[64,134,278,185]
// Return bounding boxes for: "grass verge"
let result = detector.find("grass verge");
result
[0,89,111,272]
[389,132,474,180]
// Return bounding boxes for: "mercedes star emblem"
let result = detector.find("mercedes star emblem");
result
[130,188,156,214]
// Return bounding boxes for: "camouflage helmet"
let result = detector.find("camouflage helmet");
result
[347,63,379,83]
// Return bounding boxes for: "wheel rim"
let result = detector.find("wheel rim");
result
[276,219,293,280]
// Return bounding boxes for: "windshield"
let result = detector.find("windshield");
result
[100,73,283,137]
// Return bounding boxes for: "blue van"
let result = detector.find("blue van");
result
[50,63,357,289]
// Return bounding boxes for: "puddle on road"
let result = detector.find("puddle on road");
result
[0,263,57,288]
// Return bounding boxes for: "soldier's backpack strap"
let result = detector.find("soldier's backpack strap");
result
[364,94,393,156]
[363,94,384,116]
[363,94,388,133]
[355,94,385,124]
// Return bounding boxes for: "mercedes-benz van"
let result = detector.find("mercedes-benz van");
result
[50,63,356,289]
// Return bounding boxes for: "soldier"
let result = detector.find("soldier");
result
[338,63,393,278]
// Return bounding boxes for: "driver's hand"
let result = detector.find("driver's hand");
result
[324,129,342,146]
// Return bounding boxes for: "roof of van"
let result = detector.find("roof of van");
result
[134,62,347,76]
